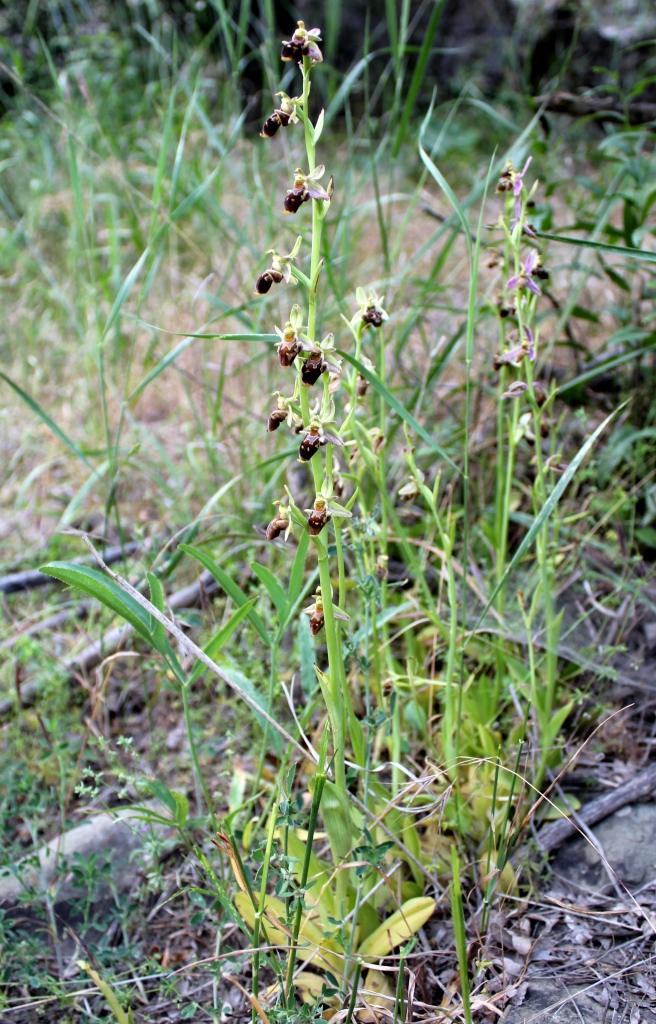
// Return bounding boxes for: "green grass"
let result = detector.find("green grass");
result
[1,7,656,1022]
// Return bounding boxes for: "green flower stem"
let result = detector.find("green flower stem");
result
[285,738,328,1005]
[252,800,278,1021]
[251,644,278,798]
[181,679,212,817]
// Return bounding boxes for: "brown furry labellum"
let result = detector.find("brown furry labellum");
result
[362,308,384,328]
[309,609,325,636]
[496,168,513,192]
[266,515,288,541]
[284,189,310,214]
[299,427,322,461]
[535,267,549,281]
[499,303,516,319]
[268,409,287,432]
[278,338,302,368]
[260,110,292,138]
[255,269,283,295]
[306,498,331,536]
[301,352,327,387]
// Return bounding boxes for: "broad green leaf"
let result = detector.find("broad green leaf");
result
[250,562,288,621]
[357,897,436,958]
[187,597,258,686]
[337,350,459,472]
[150,780,177,817]
[39,563,153,643]
[180,544,270,647]
[313,108,325,144]
[220,662,282,755]
[173,791,189,828]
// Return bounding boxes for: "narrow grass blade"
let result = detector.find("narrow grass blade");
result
[180,544,271,647]
[188,598,258,686]
[393,0,446,156]
[250,562,288,621]
[557,341,656,397]
[337,350,459,472]
[1,372,94,471]
[536,231,656,264]
[128,333,277,400]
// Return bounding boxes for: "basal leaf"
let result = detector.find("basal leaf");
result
[39,562,153,642]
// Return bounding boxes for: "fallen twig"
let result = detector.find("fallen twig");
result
[0,542,141,594]
[534,761,656,854]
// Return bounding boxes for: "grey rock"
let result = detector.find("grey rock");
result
[553,802,656,891]
[0,805,170,913]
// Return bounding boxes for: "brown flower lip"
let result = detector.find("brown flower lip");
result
[284,189,311,214]
[307,507,329,536]
[266,515,288,541]
[298,425,343,462]
[301,352,327,387]
[308,609,325,636]
[260,110,292,138]
[356,375,369,397]
[255,269,283,295]
[299,429,322,462]
[277,338,302,368]
[268,409,287,432]
[362,308,384,328]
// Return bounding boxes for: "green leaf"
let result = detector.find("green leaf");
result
[39,563,153,643]
[173,791,189,828]
[149,780,177,817]
[250,562,288,621]
[418,126,473,263]
[471,405,624,634]
[336,350,459,473]
[313,108,325,144]
[220,663,282,755]
[102,244,155,342]
[179,545,270,647]
[571,304,600,323]
[187,597,258,686]
[636,526,656,547]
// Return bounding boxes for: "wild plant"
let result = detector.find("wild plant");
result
[33,13,631,1024]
